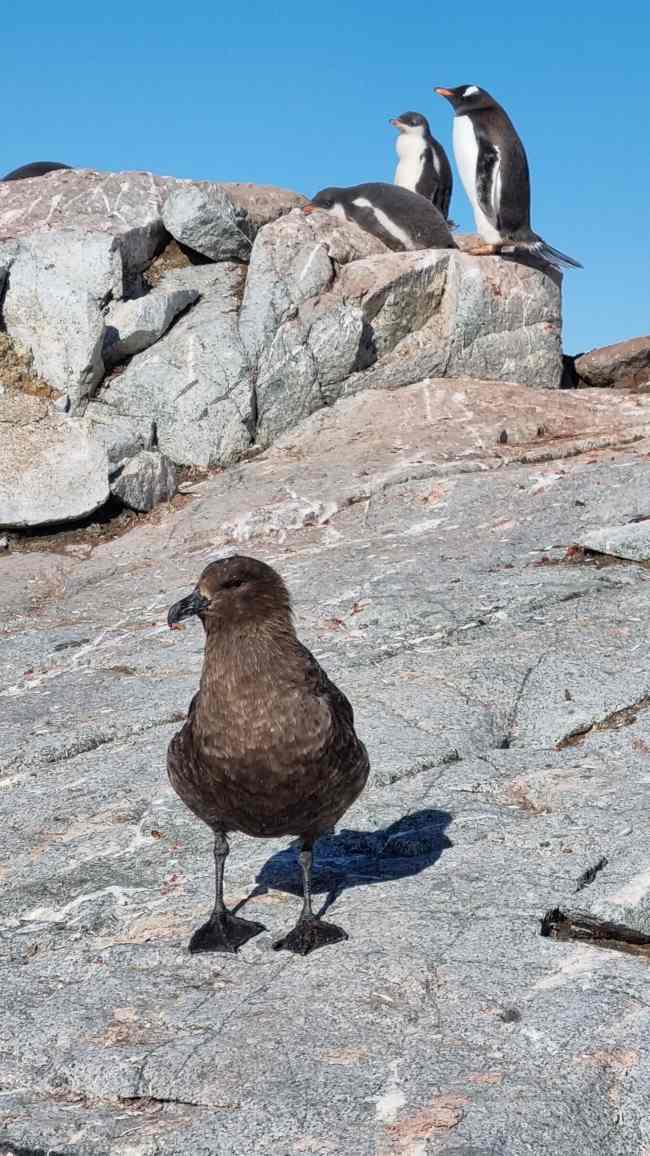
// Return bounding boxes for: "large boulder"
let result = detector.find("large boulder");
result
[162,185,253,262]
[0,171,565,475]
[241,211,563,446]
[162,180,306,259]
[96,265,253,467]
[239,208,387,357]
[575,336,650,390]
[342,247,562,393]
[0,171,305,417]
[0,168,171,279]
[1,230,122,408]
[0,393,109,528]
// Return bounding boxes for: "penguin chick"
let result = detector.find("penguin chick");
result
[434,85,582,269]
[390,111,453,221]
[2,162,71,182]
[304,181,456,252]
[166,554,370,957]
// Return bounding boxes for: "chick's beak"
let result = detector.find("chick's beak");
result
[167,589,209,627]
[302,203,316,215]
[389,118,401,127]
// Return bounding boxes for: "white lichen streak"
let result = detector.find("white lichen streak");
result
[298,244,325,283]
[21,884,149,926]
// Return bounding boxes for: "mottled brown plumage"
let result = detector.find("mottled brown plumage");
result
[166,555,369,955]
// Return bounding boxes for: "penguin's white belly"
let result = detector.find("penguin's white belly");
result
[394,139,424,192]
[453,115,502,243]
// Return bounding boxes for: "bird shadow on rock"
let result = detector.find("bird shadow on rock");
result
[235,808,453,920]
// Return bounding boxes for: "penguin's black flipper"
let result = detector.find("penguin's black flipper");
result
[474,117,531,235]
[414,151,436,202]
[433,147,453,221]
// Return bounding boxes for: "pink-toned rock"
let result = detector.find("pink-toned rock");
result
[574,336,650,390]
[0,169,305,273]
[218,182,306,230]
[0,169,167,275]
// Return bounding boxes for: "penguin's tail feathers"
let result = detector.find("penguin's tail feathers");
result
[531,238,583,270]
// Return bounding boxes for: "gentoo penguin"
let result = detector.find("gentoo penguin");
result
[390,111,453,221]
[304,182,455,252]
[2,161,70,182]
[434,85,582,269]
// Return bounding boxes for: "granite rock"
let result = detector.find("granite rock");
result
[578,520,650,562]
[4,380,650,1152]
[81,404,155,465]
[0,392,109,527]
[162,184,253,262]
[103,282,199,366]
[0,167,172,279]
[111,450,178,512]
[240,212,562,444]
[98,264,253,467]
[575,335,650,390]
[1,230,122,409]
[218,181,306,231]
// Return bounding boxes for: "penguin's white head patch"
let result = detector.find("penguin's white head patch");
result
[463,86,480,97]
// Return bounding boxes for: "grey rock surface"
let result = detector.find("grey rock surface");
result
[239,207,336,361]
[103,282,199,366]
[81,404,155,465]
[340,247,562,394]
[0,174,564,480]
[578,520,650,562]
[3,380,650,1153]
[0,392,109,528]
[255,299,370,444]
[162,184,253,262]
[0,167,171,278]
[1,230,122,409]
[111,450,178,512]
[240,212,563,446]
[98,264,253,467]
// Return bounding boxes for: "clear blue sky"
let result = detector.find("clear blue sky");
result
[2,1,647,354]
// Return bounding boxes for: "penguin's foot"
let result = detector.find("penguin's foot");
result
[463,241,502,257]
[272,915,349,956]
[189,911,266,954]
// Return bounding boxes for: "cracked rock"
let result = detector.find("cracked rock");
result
[81,404,155,465]
[1,230,122,410]
[0,393,109,527]
[103,283,200,367]
[111,450,178,512]
[578,522,650,562]
[162,184,253,262]
[97,264,253,467]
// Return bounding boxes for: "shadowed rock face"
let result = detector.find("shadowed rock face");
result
[3,378,650,1150]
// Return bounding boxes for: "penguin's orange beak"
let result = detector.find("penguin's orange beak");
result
[389,118,402,127]
[434,87,454,97]
[302,204,315,215]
